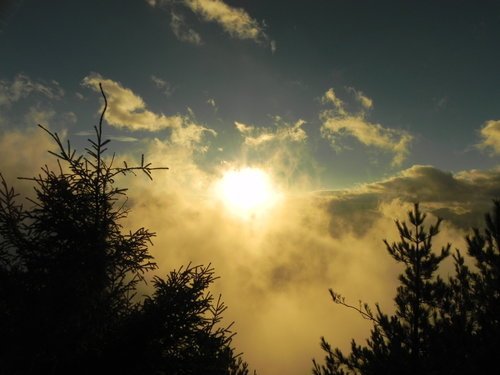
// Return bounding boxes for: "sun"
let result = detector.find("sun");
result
[215,167,280,219]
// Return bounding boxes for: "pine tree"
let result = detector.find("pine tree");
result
[0,84,250,375]
[313,203,450,374]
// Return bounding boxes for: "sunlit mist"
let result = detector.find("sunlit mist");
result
[215,167,281,220]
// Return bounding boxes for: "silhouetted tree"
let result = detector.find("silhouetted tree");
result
[0,84,250,375]
[107,263,251,375]
[314,201,500,374]
[313,203,450,375]
[433,201,500,373]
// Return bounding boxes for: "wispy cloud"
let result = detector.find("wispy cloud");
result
[320,88,412,167]
[151,75,176,97]
[183,0,268,42]
[146,0,273,48]
[0,74,64,107]
[170,11,203,45]
[75,131,139,143]
[478,119,500,155]
[235,118,307,147]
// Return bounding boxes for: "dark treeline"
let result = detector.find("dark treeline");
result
[0,86,250,375]
[313,202,500,375]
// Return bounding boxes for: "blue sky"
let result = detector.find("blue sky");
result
[2,1,500,373]
[2,0,500,189]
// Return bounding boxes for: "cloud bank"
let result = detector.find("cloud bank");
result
[123,158,494,374]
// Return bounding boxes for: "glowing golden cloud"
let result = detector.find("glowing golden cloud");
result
[214,167,281,220]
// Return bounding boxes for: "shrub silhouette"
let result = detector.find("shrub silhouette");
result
[313,202,500,374]
[0,84,250,375]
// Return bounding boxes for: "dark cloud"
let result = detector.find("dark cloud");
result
[321,165,500,232]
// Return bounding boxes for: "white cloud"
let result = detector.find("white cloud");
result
[0,74,64,107]
[150,75,176,97]
[146,0,272,48]
[207,98,216,108]
[170,12,203,45]
[321,88,346,115]
[82,73,184,132]
[183,0,268,42]
[170,121,216,152]
[23,107,56,127]
[348,87,373,110]
[235,119,307,147]
[478,119,500,155]
[75,131,139,143]
[83,73,216,153]
[320,88,412,167]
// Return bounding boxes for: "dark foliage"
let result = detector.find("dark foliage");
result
[313,202,500,375]
[0,84,249,375]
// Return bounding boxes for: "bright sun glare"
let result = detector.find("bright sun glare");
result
[216,168,280,219]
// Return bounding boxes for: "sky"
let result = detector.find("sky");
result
[1,0,500,373]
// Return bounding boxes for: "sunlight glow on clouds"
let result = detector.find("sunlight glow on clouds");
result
[146,0,273,48]
[235,118,307,147]
[214,167,281,220]
[125,147,492,374]
[184,0,268,42]
[478,119,500,155]
[320,88,413,167]
[82,73,185,131]
[0,105,496,374]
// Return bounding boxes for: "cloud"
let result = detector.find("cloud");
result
[235,118,307,147]
[347,87,373,110]
[322,164,500,233]
[171,121,216,152]
[146,0,273,48]
[170,11,203,45]
[320,88,412,167]
[478,119,500,155]
[82,73,184,132]
[184,0,268,42]
[207,98,216,108]
[122,152,499,374]
[75,131,139,143]
[0,127,56,186]
[0,74,64,107]
[150,75,176,97]
[2,113,497,374]
[82,73,217,153]
[321,88,346,115]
